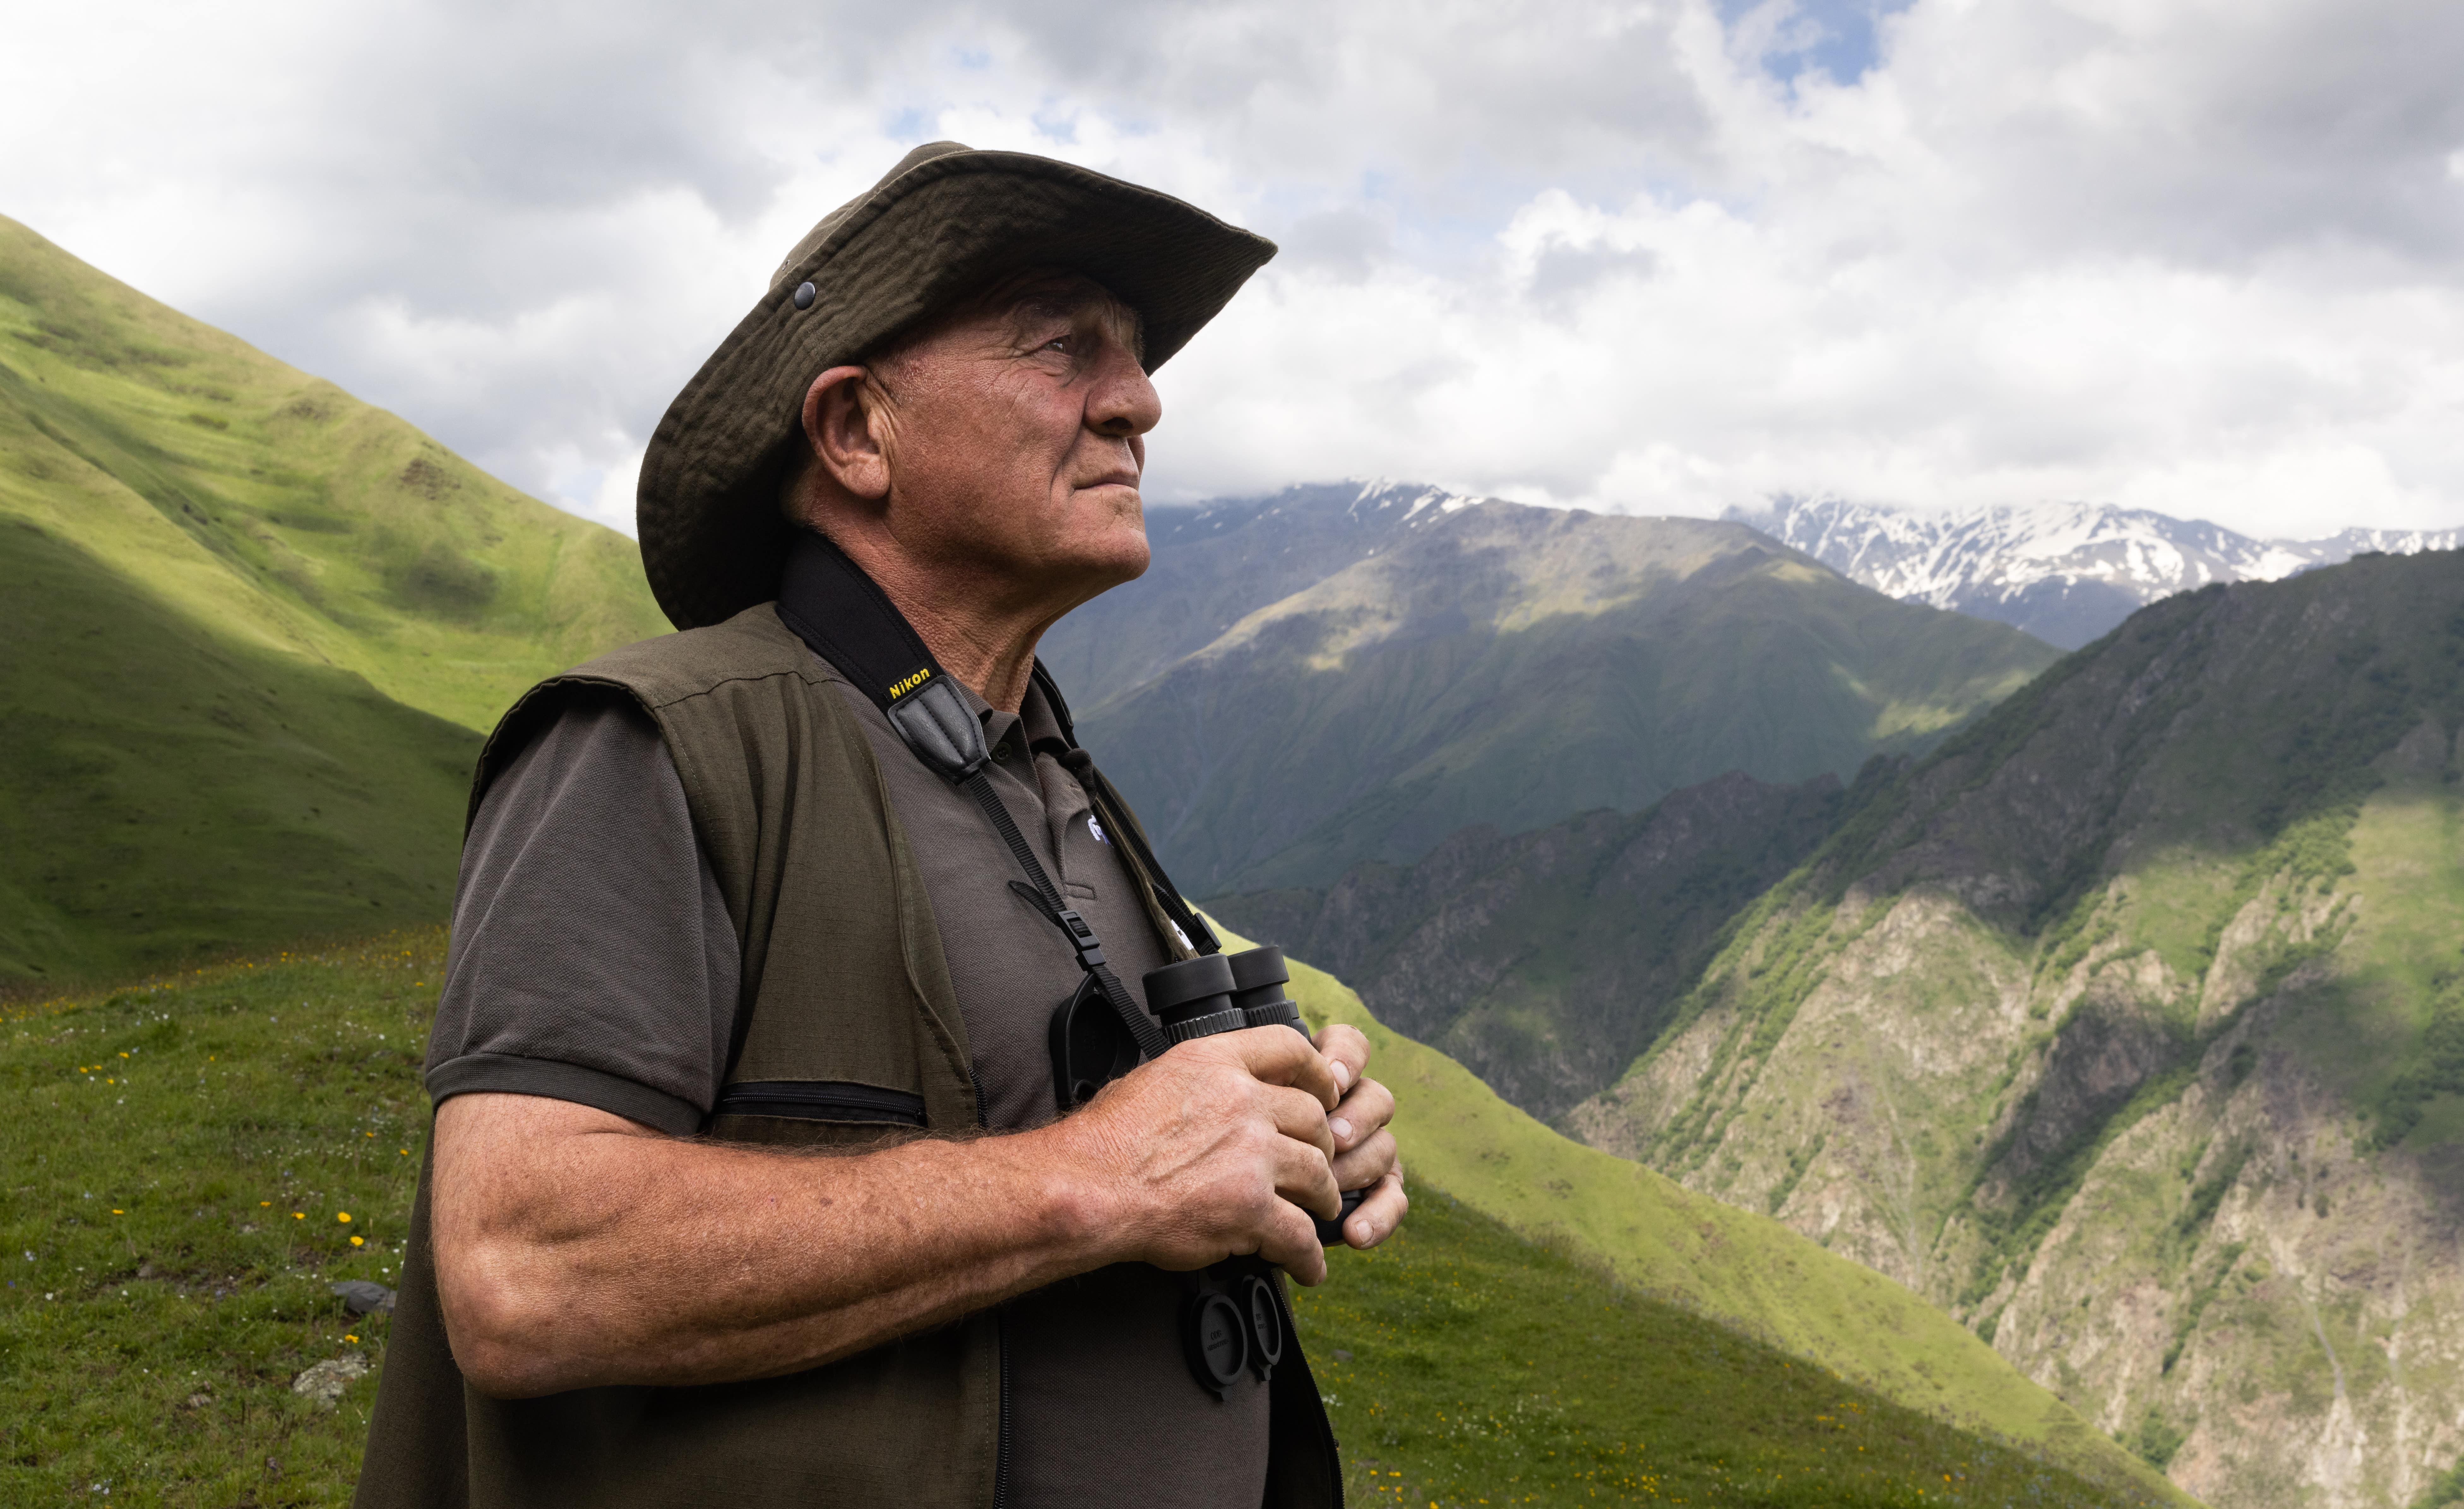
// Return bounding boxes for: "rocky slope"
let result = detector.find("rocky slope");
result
[1566,549,2464,1507]
[1730,496,2462,649]
[1068,492,2058,895]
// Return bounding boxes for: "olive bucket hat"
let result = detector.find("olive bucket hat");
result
[636,140,1278,631]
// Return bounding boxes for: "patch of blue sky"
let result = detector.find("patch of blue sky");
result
[1717,0,1913,87]
[881,105,938,147]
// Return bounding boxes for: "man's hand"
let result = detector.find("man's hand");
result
[1054,1020,1406,1285]
[1055,1025,1345,1282]
[1312,1023,1407,1251]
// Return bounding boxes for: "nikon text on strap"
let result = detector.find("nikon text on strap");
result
[773,529,1174,1062]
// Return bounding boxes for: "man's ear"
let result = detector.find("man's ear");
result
[801,365,890,502]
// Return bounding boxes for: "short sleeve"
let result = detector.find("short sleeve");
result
[424,692,740,1135]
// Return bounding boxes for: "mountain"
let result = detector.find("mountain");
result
[1208,767,1853,1123]
[1564,548,2464,1507]
[0,215,669,981]
[1062,486,2060,896]
[1729,496,2463,650]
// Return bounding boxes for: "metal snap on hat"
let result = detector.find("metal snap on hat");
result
[636,141,1279,632]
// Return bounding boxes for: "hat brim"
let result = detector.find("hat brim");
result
[638,149,1278,632]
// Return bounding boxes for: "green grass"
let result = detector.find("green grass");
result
[0,930,2169,1508]
[1302,1192,2164,1507]
[0,933,440,1506]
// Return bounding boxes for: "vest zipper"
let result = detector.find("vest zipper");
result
[994,1308,1014,1509]
[710,1081,928,1126]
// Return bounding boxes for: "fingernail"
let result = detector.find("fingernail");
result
[1330,1117,1354,1142]
[1331,1061,1352,1090]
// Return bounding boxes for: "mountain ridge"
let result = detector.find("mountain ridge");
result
[1064,486,2058,895]
[1727,495,2463,649]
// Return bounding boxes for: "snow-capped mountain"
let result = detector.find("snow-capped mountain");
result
[1726,498,2463,648]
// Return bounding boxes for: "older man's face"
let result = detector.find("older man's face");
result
[872,274,1161,609]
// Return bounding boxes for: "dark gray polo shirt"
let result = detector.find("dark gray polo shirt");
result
[424,668,1268,1509]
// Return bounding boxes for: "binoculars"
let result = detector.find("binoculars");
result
[1046,943,1368,1247]
[1107,945,1368,1400]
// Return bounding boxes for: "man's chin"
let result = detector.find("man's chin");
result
[1071,481,1144,516]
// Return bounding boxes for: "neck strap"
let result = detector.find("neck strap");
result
[773,530,1217,1058]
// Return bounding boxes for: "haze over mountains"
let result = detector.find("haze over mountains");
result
[1211,541,2464,1506]
[1730,495,2463,649]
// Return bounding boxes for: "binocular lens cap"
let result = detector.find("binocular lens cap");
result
[1185,1292,1250,1397]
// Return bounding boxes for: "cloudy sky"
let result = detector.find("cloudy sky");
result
[6,0,2461,540]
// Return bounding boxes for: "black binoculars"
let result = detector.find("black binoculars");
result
[1048,943,1366,1399]
[1050,943,1367,1245]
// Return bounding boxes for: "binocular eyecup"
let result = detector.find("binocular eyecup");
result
[1142,945,1309,1042]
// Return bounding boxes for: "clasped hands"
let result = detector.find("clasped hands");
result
[1055,1020,1405,1286]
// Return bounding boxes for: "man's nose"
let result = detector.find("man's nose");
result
[1088,348,1163,438]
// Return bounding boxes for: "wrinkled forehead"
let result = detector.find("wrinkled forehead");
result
[896,267,1146,364]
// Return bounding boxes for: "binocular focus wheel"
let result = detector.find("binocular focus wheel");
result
[1243,999,1305,1032]
[1165,1007,1248,1044]
[1184,1292,1250,1399]
[1241,1275,1284,1380]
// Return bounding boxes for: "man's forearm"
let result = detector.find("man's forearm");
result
[433,1094,1119,1398]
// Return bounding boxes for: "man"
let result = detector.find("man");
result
[356,142,1404,1509]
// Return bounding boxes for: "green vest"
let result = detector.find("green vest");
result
[355,606,1342,1509]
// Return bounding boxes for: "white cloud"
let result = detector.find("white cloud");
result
[2,0,2459,539]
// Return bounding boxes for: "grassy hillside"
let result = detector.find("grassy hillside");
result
[1565,551,2464,1507]
[1079,501,2056,896]
[0,931,2180,1508]
[0,215,670,981]
[0,522,477,981]
[0,215,667,732]
[1305,1191,2164,1506]
[1231,923,2190,1503]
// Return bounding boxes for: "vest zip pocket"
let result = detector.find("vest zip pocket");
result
[712,1081,928,1126]
[994,1308,1014,1509]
